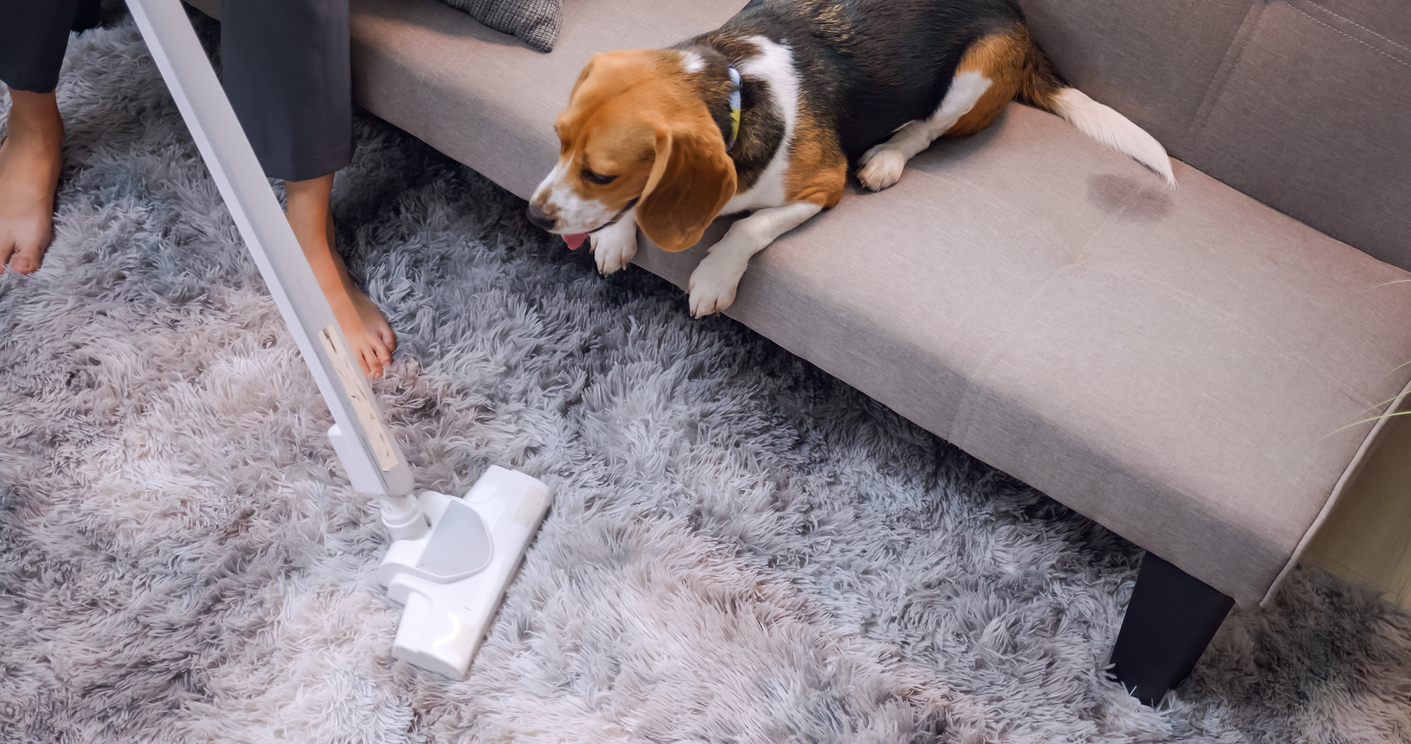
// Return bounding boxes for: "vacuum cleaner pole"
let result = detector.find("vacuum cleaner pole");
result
[125,0,422,527]
[129,0,554,680]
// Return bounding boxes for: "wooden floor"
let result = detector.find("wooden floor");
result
[1303,395,1411,610]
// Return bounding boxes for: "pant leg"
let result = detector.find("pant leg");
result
[221,0,353,181]
[71,0,103,34]
[0,0,81,93]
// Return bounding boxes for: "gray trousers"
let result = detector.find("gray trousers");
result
[0,0,352,181]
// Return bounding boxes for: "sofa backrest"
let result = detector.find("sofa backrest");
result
[1020,0,1411,273]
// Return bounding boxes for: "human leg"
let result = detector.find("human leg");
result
[0,0,85,274]
[0,90,64,274]
[285,173,396,379]
[223,0,395,377]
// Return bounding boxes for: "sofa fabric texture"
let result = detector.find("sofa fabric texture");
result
[632,112,1411,610]
[441,0,561,52]
[1020,0,1411,272]
[347,0,1411,608]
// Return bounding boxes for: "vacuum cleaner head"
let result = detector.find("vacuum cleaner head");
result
[376,466,552,679]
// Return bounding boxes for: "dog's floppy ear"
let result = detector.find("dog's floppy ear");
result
[636,124,737,252]
[570,54,600,97]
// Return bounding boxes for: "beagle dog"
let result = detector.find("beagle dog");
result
[528,0,1174,317]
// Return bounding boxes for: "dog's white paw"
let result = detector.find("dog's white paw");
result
[591,223,637,275]
[857,145,907,191]
[687,255,746,318]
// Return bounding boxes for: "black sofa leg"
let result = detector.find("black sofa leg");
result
[1109,552,1234,706]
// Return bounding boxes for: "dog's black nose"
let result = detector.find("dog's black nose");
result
[526,202,554,230]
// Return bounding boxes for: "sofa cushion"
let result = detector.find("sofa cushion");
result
[1021,0,1411,273]
[355,0,1411,275]
[1179,0,1411,273]
[1017,0,1253,163]
[348,0,1411,607]
[440,0,562,53]
[633,106,1411,608]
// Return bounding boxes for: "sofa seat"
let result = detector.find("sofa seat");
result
[345,0,1411,608]
[635,113,1411,609]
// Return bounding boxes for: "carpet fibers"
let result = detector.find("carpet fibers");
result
[3,16,1411,744]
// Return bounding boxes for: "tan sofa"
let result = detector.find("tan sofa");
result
[188,0,1411,704]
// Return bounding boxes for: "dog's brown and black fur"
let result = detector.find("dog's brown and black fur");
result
[529,0,1174,316]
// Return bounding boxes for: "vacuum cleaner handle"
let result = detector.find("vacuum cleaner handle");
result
[126,0,415,501]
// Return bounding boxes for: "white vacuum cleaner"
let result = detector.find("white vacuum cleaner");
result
[126,0,552,680]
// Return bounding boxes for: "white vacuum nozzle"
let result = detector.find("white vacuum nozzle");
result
[376,466,553,679]
[380,492,430,542]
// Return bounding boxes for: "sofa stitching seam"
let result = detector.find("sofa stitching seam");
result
[1286,5,1411,70]
[1299,0,1411,55]
[1180,1,1266,157]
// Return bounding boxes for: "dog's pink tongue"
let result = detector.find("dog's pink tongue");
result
[563,233,587,251]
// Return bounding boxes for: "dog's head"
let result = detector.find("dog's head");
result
[528,49,737,252]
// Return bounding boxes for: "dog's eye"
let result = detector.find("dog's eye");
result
[581,169,618,185]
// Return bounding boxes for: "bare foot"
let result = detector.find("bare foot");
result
[322,276,396,379]
[349,280,397,352]
[327,213,397,377]
[285,173,397,378]
[0,90,64,275]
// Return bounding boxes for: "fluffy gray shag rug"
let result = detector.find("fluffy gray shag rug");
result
[3,16,1411,744]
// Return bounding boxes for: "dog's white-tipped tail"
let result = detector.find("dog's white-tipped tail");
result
[1053,87,1176,188]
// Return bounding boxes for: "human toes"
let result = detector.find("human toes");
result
[9,242,45,274]
[360,344,385,379]
[373,337,392,368]
[378,325,397,352]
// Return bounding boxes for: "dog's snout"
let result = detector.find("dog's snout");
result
[526,202,554,230]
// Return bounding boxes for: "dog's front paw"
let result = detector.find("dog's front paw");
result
[590,221,637,275]
[687,255,746,318]
[857,145,906,191]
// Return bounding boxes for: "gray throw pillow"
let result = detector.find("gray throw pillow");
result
[443,0,563,53]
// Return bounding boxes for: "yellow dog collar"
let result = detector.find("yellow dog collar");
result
[726,65,742,151]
